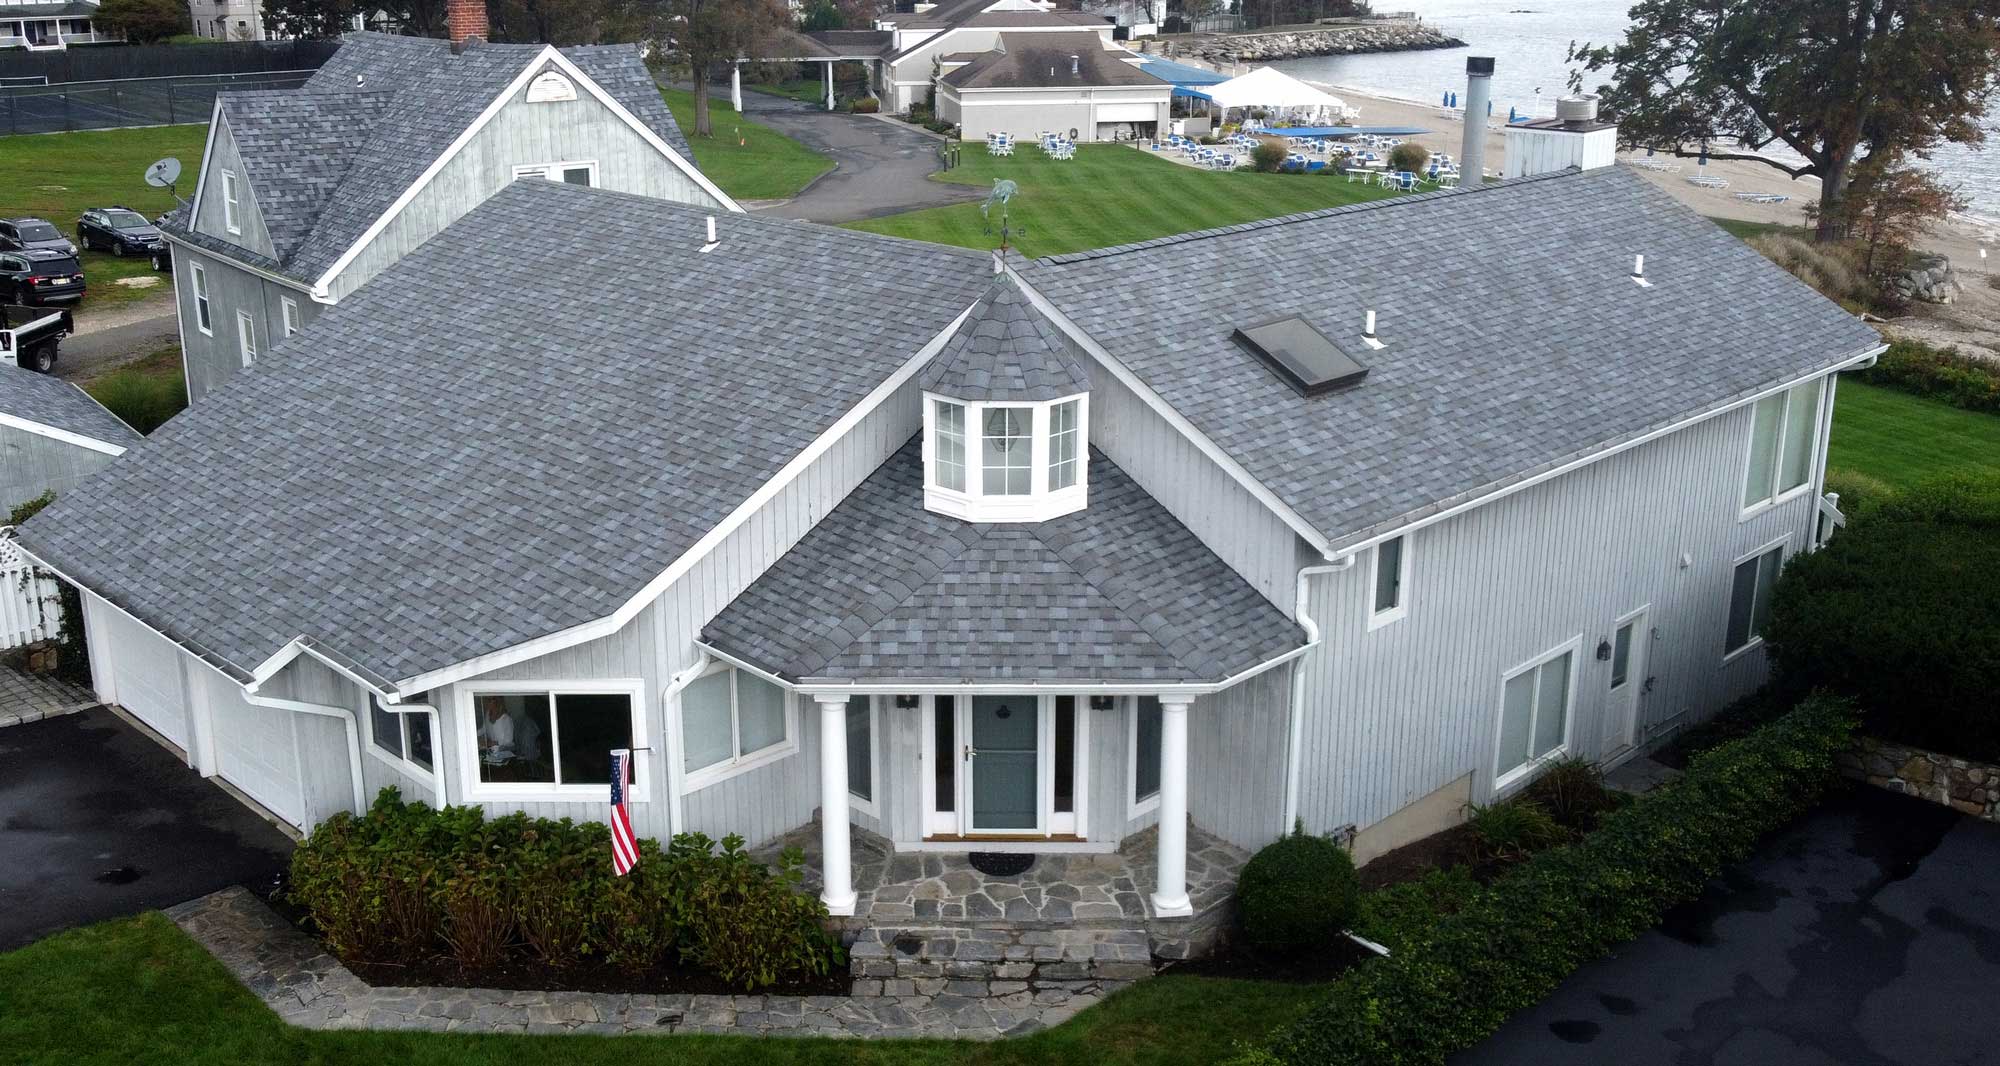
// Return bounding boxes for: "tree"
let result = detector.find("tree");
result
[1810,162,1971,275]
[262,0,362,40]
[1570,0,2000,241]
[639,0,790,138]
[799,0,844,32]
[94,0,190,42]
[490,0,610,43]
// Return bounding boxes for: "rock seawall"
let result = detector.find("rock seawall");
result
[1183,24,1466,64]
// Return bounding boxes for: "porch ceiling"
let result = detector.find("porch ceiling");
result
[701,437,1305,685]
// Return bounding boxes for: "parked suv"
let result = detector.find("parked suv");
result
[76,207,165,258]
[0,249,86,305]
[0,218,78,257]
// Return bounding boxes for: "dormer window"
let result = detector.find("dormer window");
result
[924,393,1089,522]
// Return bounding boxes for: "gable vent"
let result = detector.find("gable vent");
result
[1233,316,1370,397]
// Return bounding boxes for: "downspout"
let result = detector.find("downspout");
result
[379,693,447,810]
[240,689,367,817]
[1281,551,1356,837]
[661,651,713,836]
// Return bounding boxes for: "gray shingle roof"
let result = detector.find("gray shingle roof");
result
[0,364,140,448]
[1016,166,1884,550]
[702,439,1304,683]
[919,275,1091,401]
[942,36,1162,90]
[15,181,990,686]
[203,32,699,284]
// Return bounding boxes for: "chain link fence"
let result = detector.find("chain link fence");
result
[1,70,318,135]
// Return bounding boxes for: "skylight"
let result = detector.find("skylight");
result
[1233,316,1370,397]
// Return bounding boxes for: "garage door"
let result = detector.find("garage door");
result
[201,672,306,828]
[1096,102,1159,122]
[94,601,189,749]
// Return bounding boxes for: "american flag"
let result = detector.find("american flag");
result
[609,748,638,876]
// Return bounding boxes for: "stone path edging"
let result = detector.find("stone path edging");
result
[0,665,97,729]
[167,887,1134,1040]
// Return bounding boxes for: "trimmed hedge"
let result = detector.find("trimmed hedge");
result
[1765,474,2000,762]
[1236,826,1359,955]
[1852,339,2000,416]
[1253,696,1857,1066]
[288,789,842,990]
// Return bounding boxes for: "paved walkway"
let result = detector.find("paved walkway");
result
[0,663,96,728]
[169,887,1136,1039]
[732,90,986,223]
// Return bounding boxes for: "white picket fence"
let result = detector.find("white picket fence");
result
[0,531,60,649]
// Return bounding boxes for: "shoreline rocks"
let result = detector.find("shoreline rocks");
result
[1181,23,1467,64]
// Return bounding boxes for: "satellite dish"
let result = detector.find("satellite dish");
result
[144,157,182,189]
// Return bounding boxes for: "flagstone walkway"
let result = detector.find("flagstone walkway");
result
[168,887,1136,1040]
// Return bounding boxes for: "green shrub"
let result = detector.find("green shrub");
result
[1258,696,1858,1066]
[84,365,186,435]
[286,789,842,988]
[1387,142,1430,174]
[1765,473,2000,761]
[1520,757,1618,832]
[1236,825,1360,956]
[1350,866,1480,954]
[1463,797,1567,862]
[1852,339,2000,416]
[849,96,879,114]
[1823,466,1893,516]
[1250,138,1289,173]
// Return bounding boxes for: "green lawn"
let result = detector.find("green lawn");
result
[0,125,207,312]
[1707,217,1815,242]
[1829,379,2000,489]
[662,88,834,202]
[748,79,835,106]
[845,145,1403,259]
[0,913,1320,1066]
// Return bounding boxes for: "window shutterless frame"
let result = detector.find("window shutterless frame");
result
[220,169,241,235]
[673,662,799,795]
[1126,695,1162,819]
[1738,378,1824,519]
[190,262,212,336]
[1491,635,1582,793]
[511,159,600,187]
[235,309,256,368]
[1722,535,1790,662]
[281,296,301,338]
[364,694,435,784]
[454,678,648,803]
[922,390,1089,523]
[847,694,880,818]
[1366,533,1410,631]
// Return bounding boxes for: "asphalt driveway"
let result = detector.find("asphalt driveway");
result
[0,707,294,950]
[734,90,986,223]
[1457,785,1999,1066]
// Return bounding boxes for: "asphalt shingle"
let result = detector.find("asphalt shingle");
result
[919,275,1092,402]
[0,364,140,448]
[701,438,1304,683]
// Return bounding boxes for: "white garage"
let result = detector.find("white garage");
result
[84,593,190,750]
[196,669,307,827]
[938,36,1170,144]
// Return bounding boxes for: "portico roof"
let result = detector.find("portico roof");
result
[700,438,1306,686]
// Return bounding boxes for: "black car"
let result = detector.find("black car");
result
[0,217,78,257]
[0,249,86,305]
[76,206,164,259]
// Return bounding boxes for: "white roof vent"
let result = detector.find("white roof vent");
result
[1556,95,1599,126]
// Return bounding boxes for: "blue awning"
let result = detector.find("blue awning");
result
[1141,57,1228,87]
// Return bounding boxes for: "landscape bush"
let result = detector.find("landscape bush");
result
[84,362,186,435]
[1461,796,1568,862]
[1823,466,1894,516]
[1387,142,1430,174]
[1250,137,1289,172]
[849,96,879,114]
[1852,339,2000,416]
[1250,695,1858,1066]
[1520,757,1621,832]
[287,789,843,989]
[1235,824,1360,956]
[1349,866,1479,954]
[1746,234,1873,310]
[1765,474,2000,761]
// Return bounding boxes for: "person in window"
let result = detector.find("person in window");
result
[478,699,516,764]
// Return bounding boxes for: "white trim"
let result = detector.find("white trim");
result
[1601,603,1649,761]
[189,261,212,336]
[187,99,223,225]
[0,411,127,456]
[220,169,241,236]
[511,159,600,187]
[1125,695,1161,819]
[1722,534,1790,661]
[1491,634,1582,793]
[383,302,977,695]
[1736,377,1824,520]
[310,47,741,297]
[674,661,801,795]
[922,391,1089,522]
[454,678,649,803]
[1365,533,1410,631]
[280,296,301,338]
[159,230,317,295]
[362,692,437,787]
[919,694,960,837]
[894,838,1117,854]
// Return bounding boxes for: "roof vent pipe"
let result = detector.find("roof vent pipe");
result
[1461,56,1493,183]
[1631,253,1651,287]
[701,215,720,253]
[1361,308,1384,349]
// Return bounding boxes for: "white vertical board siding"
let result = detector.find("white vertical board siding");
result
[1089,358,1302,611]
[1187,666,1291,850]
[0,426,123,517]
[429,382,922,848]
[176,248,316,403]
[883,703,925,843]
[264,656,371,825]
[329,67,720,302]
[89,594,193,751]
[1293,396,1827,836]
[197,666,307,826]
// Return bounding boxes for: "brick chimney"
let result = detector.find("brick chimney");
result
[447,0,488,49]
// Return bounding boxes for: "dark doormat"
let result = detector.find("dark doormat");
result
[968,852,1035,878]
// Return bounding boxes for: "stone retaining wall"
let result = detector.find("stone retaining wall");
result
[1182,24,1466,64]
[1838,736,2000,821]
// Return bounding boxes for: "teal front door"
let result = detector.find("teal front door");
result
[969,696,1039,832]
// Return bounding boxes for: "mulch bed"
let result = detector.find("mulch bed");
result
[258,881,850,998]
[1355,823,1486,892]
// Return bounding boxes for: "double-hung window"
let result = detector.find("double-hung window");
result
[1741,379,1823,512]
[1368,534,1409,629]
[460,681,645,799]
[235,309,256,368]
[220,169,241,235]
[190,262,211,335]
[368,696,433,777]
[1725,542,1786,657]
[1048,399,1081,490]
[679,665,795,789]
[1495,641,1576,788]
[281,296,302,338]
[934,400,967,491]
[981,407,1032,495]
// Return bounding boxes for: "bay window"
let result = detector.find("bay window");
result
[924,392,1089,522]
[679,664,796,789]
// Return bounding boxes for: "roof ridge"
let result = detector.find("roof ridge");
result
[1030,166,1589,267]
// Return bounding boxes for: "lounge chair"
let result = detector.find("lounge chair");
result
[1733,191,1789,204]
[1686,174,1728,189]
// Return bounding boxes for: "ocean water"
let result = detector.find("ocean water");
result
[1265,0,2000,218]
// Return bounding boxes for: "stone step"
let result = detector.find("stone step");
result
[848,925,1156,983]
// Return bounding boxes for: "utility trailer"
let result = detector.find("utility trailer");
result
[0,303,72,374]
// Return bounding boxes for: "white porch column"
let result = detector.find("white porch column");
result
[816,695,858,915]
[1150,695,1194,917]
[825,60,835,111]
[730,61,742,115]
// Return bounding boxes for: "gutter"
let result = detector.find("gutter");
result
[1282,551,1356,836]
[661,651,714,834]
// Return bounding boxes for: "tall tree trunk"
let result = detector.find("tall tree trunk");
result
[693,72,712,138]
[1814,138,1858,243]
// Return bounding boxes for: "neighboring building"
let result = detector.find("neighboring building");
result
[0,364,137,514]
[799,0,1116,115]
[936,34,1169,142]
[161,6,734,404]
[15,122,1881,934]
[0,0,118,49]
[186,0,267,40]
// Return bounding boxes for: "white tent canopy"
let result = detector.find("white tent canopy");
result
[1201,66,1353,119]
